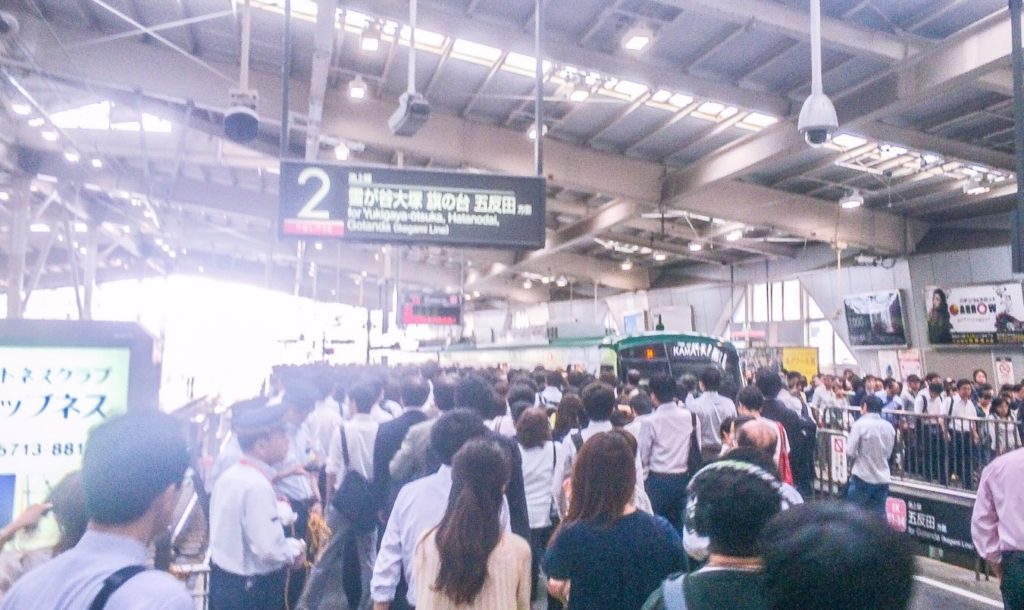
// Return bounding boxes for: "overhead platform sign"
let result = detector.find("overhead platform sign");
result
[278,161,546,250]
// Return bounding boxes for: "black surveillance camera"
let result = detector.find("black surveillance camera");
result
[224,89,259,143]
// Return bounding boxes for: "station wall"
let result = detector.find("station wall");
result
[466,244,1024,381]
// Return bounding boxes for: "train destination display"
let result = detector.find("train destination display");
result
[279,161,546,250]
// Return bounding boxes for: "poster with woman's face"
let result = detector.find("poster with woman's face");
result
[925,283,1024,345]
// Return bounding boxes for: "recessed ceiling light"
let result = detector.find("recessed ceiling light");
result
[28,118,44,127]
[688,243,703,252]
[11,102,32,116]
[622,26,653,52]
[64,150,80,163]
[621,259,634,271]
[91,158,104,169]
[726,229,743,242]
[653,252,667,262]
[41,130,58,142]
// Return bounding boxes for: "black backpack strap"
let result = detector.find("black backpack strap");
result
[88,565,148,610]
[340,424,351,473]
[571,431,584,451]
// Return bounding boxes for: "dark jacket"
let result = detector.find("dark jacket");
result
[488,431,531,540]
[373,409,429,519]
[761,398,817,496]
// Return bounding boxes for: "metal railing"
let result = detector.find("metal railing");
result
[814,407,1023,493]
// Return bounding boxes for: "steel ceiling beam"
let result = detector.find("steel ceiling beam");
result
[304,0,340,161]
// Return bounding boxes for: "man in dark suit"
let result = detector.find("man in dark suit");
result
[454,374,531,540]
[756,368,818,498]
[373,377,431,522]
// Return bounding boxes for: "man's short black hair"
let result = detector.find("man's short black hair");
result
[691,462,782,557]
[862,395,884,414]
[648,373,677,404]
[581,382,617,422]
[433,377,456,412]
[82,412,190,526]
[629,392,655,417]
[906,374,921,384]
[700,366,723,392]
[455,374,504,419]
[755,368,784,398]
[507,382,537,408]
[546,371,563,389]
[737,385,765,412]
[430,409,488,466]
[401,377,430,409]
[626,369,642,386]
[760,502,914,610]
[349,383,379,414]
[957,378,973,390]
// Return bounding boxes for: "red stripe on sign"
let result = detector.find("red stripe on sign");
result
[283,219,346,237]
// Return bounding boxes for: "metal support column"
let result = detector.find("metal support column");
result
[533,0,544,176]
[5,177,29,320]
[83,223,99,320]
[1010,0,1024,272]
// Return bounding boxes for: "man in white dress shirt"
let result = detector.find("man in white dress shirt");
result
[949,379,981,487]
[645,373,700,534]
[371,410,507,610]
[0,412,193,610]
[209,403,306,610]
[686,366,737,462]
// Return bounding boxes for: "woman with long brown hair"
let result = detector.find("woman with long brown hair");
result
[413,438,531,609]
[543,430,685,610]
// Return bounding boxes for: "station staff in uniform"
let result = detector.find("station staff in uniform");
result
[209,403,306,610]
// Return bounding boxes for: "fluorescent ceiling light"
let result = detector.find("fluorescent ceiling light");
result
[41,130,58,142]
[451,38,502,65]
[624,33,651,51]
[30,223,50,233]
[472,290,481,298]
[73,222,88,233]
[91,158,103,168]
[11,102,31,116]
[830,133,867,149]
[688,243,703,252]
[620,259,634,271]
[742,113,778,128]
[840,190,864,209]
[568,88,590,103]
[64,150,81,163]
[28,118,44,127]
[696,101,725,116]
[653,252,667,262]
[527,124,548,140]
[555,276,568,287]
[879,144,908,159]
[0,192,8,202]
[669,93,694,108]
[523,279,533,289]
[651,89,673,103]
[334,143,350,160]
[360,21,381,52]
[349,76,367,100]
[612,79,648,100]
[726,229,743,242]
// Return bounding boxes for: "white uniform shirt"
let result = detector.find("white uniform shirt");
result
[624,414,654,475]
[370,403,396,424]
[273,423,315,501]
[0,531,192,610]
[325,414,379,487]
[552,420,652,514]
[304,399,343,464]
[205,435,242,494]
[519,441,564,528]
[686,391,737,451]
[486,406,517,437]
[949,397,978,432]
[370,465,510,607]
[647,402,700,474]
[209,457,304,576]
[846,413,896,485]
[914,392,950,424]
[777,390,805,417]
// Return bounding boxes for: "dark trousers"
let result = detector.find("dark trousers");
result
[209,563,287,610]
[846,475,889,518]
[921,426,948,484]
[646,471,690,534]
[286,498,313,609]
[1003,551,1024,610]
[949,431,973,487]
[529,526,562,610]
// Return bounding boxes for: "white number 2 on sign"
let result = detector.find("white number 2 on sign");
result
[296,167,331,220]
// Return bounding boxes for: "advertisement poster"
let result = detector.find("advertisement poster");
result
[925,283,1024,345]
[877,350,901,380]
[994,356,1016,387]
[782,347,819,382]
[897,349,923,380]
[738,347,783,381]
[843,291,908,347]
[0,346,131,535]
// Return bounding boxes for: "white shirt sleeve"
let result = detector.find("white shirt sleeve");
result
[372,494,406,602]
[242,486,303,567]
[325,427,344,480]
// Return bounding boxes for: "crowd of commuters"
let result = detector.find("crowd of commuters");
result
[2,359,1023,610]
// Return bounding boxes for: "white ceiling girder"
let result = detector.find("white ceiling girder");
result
[305,0,340,160]
[338,0,792,117]
[666,181,926,256]
[665,0,922,62]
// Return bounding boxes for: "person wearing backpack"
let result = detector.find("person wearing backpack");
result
[643,460,783,610]
[0,412,193,610]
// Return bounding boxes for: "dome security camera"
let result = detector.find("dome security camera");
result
[224,89,259,143]
[797,92,838,148]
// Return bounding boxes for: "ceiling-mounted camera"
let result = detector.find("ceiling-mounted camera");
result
[224,89,259,143]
